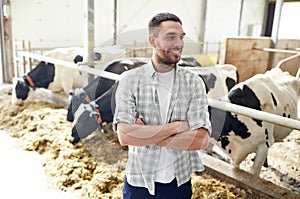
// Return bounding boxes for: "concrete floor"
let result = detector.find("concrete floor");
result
[0,130,77,199]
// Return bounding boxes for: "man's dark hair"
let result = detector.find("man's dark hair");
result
[148,12,182,34]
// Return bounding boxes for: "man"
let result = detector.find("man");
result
[113,12,211,199]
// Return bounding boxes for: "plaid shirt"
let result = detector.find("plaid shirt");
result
[113,62,211,195]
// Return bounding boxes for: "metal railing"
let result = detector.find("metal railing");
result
[18,50,300,131]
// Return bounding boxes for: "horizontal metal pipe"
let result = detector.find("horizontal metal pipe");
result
[208,98,300,131]
[275,53,300,67]
[19,51,300,131]
[253,47,300,54]
[18,51,121,81]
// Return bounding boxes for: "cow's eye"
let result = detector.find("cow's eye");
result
[79,93,86,100]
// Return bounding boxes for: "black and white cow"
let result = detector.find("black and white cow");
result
[178,56,201,67]
[68,63,238,144]
[11,47,95,105]
[67,58,149,144]
[209,68,299,175]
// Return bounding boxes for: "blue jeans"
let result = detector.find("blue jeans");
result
[122,177,192,199]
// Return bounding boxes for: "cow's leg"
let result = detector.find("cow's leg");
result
[251,144,268,175]
[263,158,268,167]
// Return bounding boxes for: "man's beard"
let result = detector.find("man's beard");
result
[157,48,181,66]
[161,57,178,66]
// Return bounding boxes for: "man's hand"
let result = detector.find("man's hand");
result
[135,118,145,125]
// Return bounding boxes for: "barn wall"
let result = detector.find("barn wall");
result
[10,0,267,54]
[205,0,267,53]
[116,0,203,42]
[10,0,205,52]
[10,0,114,48]
[11,0,85,48]
[115,0,206,55]
[278,2,300,39]
[241,0,268,36]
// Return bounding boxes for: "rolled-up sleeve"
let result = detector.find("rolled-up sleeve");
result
[187,76,212,135]
[113,75,137,132]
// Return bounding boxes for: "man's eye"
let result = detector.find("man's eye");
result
[165,34,185,41]
[166,35,176,40]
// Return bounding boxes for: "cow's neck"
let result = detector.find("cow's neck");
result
[23,74,36,89]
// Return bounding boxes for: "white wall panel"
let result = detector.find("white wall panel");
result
[117,0,203,43]
[11,0,85,48]
[240,0,267,36]
[278,2,300,39]
[10,0,268,54]
[11,0,115,48]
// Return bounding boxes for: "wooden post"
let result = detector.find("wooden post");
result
[28,41,33,70]
[22,40,26,74]
[13,40,20,77]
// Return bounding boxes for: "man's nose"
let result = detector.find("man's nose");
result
[174,36,184,48]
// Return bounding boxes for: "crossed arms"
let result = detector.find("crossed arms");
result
[117,119,209,150]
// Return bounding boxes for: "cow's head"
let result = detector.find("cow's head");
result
[67,76,101,122]
[67,88,91,122]
[11,77,31,105]
[11,61,56,105]
[71,102,102,144]
[15,78,30,100]
[67,87,96,144]
[69,82,117,144]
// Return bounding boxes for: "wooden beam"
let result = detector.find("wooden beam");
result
[202,154,300,199]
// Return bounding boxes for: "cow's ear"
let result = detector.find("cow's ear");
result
[69,90,74,96]
[73,55,83,64]
[94,52,101,61]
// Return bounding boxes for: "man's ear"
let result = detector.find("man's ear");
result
[149,35,156,48]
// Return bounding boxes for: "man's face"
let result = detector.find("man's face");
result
[151,21,185,66]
